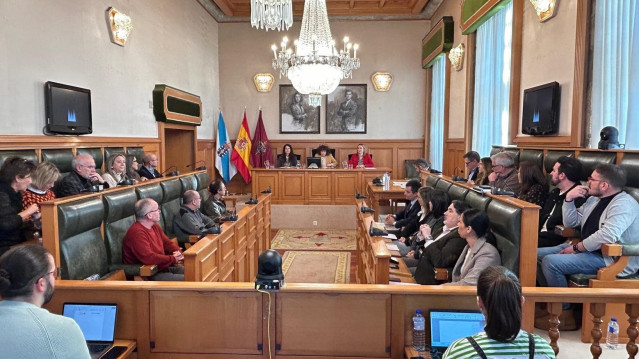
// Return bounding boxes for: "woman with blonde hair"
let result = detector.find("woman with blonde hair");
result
[348,144,374,168]
[103,153,134,187]
[22,161,60,213]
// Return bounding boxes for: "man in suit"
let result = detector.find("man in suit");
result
[462,151,480,183]
[413,201,469,284]
[138,154,162,180]
[336,89,357,132]
[384,180,422,239]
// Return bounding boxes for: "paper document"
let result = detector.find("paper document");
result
[383,233,397,240]
[386,243,399,251]
[392,181,408,188]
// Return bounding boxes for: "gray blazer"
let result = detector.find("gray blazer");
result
[444,236,501,286]
[563,191,639,276]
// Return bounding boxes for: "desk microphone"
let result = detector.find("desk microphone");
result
[360,206,375,214]
[161,166,179,177]
[245,196,258,205]
[261,186,272,194]
[186,160,207,171]
[429,168,442,174]
[452,167,466,182]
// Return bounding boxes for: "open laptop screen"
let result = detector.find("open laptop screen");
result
[62,303,117,342]
[429,309,485,349]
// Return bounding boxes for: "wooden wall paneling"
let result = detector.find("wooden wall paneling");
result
[508,0,523,145]
[196,139,215,181]
[334,172,359,202]
[252,171,279,200]
[397,146,427,178]
[444,139,466,176]
[307,172,332,204]
[150,290,262,354]
[276,292,392,357]
[218,229,236,282]
[234,216,248,282]
[570,0,593,147]
[184,236,220,282]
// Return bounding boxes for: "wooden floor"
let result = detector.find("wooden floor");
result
[270,229,358,284]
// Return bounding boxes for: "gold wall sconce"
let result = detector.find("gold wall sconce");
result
[253,73,275,92]
[448,43,465,71]
[371,72,393,92]
[107,7,133,46]
[529,0,558,22]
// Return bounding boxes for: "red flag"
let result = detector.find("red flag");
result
[231,111,253,183]
[250,110,274,168]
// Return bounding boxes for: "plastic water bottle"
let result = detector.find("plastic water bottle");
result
[606,317,619,349]
[383,172,390,190]
[412,309,426,351]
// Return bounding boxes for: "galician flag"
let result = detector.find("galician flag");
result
[231,111,253,183]
[215,111,237,182]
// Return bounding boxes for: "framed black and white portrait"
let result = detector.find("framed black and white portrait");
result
[325,84,367,134]
[279,85,320,134]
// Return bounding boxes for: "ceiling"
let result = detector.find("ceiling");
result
[198,0,443,22]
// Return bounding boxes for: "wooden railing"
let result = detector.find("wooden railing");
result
[355,199,391,284]
[183,194,271,282]
[44,281,639,359]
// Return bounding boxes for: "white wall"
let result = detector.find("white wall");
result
[218,20,429,139]
[0,0,220,139]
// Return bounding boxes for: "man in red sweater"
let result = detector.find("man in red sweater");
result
[122,198,184,281]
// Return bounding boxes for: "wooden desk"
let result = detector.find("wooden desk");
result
[251,167,390,204]
[356,199,391,284]
[366,182,406,216]
[112,339,136,358]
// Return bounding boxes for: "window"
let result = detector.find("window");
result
[429,56,445,171]
[471,1,513,157]
[589,0,639,149]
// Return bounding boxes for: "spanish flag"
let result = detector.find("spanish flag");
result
[231,111,253,183]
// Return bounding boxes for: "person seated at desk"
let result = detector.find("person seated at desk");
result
[517,161,548,206]
[348,144,374,168]
[412,200,468,284]
[462,151,480,183]
[122,199,184,281]
[56,154,109,197]
[102,153,136,188]
[470,157,492,186]
[392,186,434,257]
[0,245,92,359]
[173,190,220,240]
[125,154,145,183]
[314,145,337,168]
[443,266,556,359]
[0,157,39,256]
[443,209,500,286]
[488,152,520,193]
[384,180,422,239]
[201,180,233,223]
[22,161,59,234]
[276,144,299,168]
[138,154,162,180]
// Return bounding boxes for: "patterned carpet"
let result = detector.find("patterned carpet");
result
[282,251,351,284]
[271,229,356,251]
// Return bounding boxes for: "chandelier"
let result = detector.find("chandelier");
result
[271,0,360,107]
[251,0,293,31]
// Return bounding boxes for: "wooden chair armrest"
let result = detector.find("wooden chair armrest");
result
[189,234,200,244]
[601,244,623,256]
[597,244,630,281]
[434,267,449,281]
[103,269,126,281]
[139,265,158,277]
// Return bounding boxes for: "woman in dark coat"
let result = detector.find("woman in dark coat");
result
[0,157,38,255]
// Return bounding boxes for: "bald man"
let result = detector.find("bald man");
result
[56,154,109,197]
[173,190,220,243]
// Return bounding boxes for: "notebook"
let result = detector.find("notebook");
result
[63,303,120,359]
[428,309,485,358]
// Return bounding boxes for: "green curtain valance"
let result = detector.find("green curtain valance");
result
[461,0,512,34]
[422,16,453,69]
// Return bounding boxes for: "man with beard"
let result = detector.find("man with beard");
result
[0,245,90,358]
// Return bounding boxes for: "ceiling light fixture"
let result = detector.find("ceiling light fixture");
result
[271,0,360,107]
[251,0,293,31]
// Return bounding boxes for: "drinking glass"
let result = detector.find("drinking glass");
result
[264,160,270,168]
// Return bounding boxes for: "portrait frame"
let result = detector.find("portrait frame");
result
[325,84,367,134]
[279,85,320,134]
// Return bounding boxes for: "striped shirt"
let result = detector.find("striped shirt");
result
[443,330,556,359]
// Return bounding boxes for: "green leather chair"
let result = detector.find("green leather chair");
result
[76,148,104,174]
[104,147,125,163]
[160,178,183,239]
[0,150,38,168]
[58,197,114,280]
[194,172,211,203]
[42,149,74,176]
[425,175,439,188]
[126,147,145,164]
[486,200,522,277]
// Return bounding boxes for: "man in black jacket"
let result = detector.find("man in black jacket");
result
[537,156,585,247]
[384,180,422,239]
[138,154,163,180]
[55,154,109,198]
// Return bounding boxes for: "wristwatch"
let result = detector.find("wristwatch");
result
[573,244,582,253]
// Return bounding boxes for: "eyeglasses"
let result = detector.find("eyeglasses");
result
[80,164,96,170]
[47,268,61,279]
[144,207,161,216]
[492,164,503,169]
[588,177,606,184]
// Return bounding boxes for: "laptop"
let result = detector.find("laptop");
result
[63,303,122,359]
[428,309,485,359]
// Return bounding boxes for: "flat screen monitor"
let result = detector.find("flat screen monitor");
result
[45,81,93,135]
[306,157,321,168]
[522,81,560,136]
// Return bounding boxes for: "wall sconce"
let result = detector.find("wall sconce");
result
[448,44,465,71]
[253,73,275,92]
[107,7,133,46]
[371,72,393,92]
[529,0,558,22]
